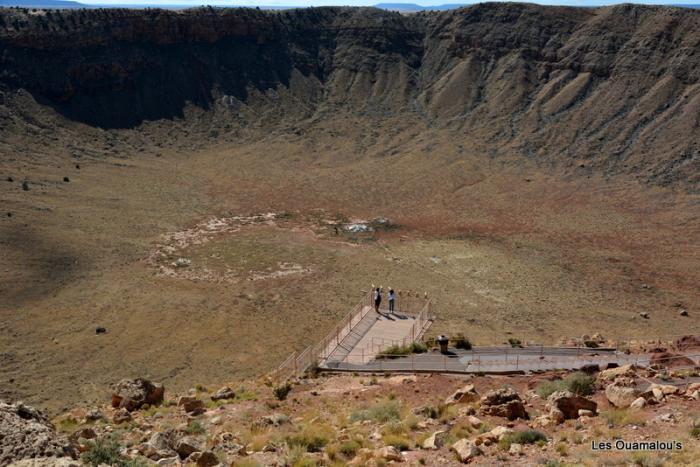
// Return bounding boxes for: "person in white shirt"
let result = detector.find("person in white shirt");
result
[388,289,396,313]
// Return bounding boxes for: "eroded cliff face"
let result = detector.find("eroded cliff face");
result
[0,3,699,186]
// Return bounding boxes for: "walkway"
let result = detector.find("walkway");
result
[323,347,700,374]
[323,307,432,367]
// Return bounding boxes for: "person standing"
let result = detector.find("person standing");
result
[374,287,382,313]
[388,289,396,314]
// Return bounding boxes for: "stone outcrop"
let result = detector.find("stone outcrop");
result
[605,383,641,408]
[111,378,164,411]
[451,439,482,463]
[0,401,77,465]
[422,431,447,450]
[444,383,479,406]
[177,396,205,415]
[210,387,236,402]
[479,387,528,420]
[546,390,597,422]
[598,364,637,381]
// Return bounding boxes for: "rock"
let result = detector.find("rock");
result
[257,413,289,426]
[22,181,29,191]
[111,378,164,411]
[605,383,640,408]
[546,390,597,421]
[630,397,647,409]
[652,412,678,424]
[112,409,132,424]
[210,387,236,401]
[369,431,382,441]
[0,401,77,465]
[186,450,219,467]
[155,456,181,466]
[466,415,482,429]
[176,396,205,415]
[8,459,81,466]
[444,384,479,405]
[375,446,403,462]
[84,409,104,422]
[679,309,688,316]
[68,427,96,444]
[451,439,482,463]
[598,364,637,381]
[174,436,203,459]
[639,312,649,319]
[95,327,106,334]
[422,431,447,450]
[63,176,70,182]
[578,409,594,417]
[649,352,697,368]
[509,443,523,455]
[649,383,679,401]
[479,388,528,420]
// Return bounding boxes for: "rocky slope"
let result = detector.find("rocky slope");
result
[0,3,699,188]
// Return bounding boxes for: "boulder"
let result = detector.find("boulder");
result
[140,430,178,460]
[509,443,523,455]
[0,402,77,465]
[630,397,647,409]
[112,409,132,424]
[605,383,640,408]
[375,446,403,462]
[546,390,597,421]
[186,450,219,467]
[451,439,482,463]
[174,436,203,459]
[649,383,679,401]
[177,396,205,415]
[210,387,236,402]
[466,415,482,429]
[111,378,164,411]
[598,364,636,381]
[479,388,528,420]
[444,384,479,406]
[421,431,447,450]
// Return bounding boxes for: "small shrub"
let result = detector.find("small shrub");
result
[339,439,361,457]
[186,420,205,435]
[691,419,700,439]
[544,461,563,467]
[383,435,410,451]
[350,399,402,423]
[499,430,547,451]
[555,442,568,456]
[535,372,595,398]
[273,382,292,401]
[286,426,329,452]
[507,338,522,348]
[602,408,645,427]
[452,333,472,350]
[376,342,426,359]
[584,340,599,348]
[81,438,146,467]
[535,380,566,398]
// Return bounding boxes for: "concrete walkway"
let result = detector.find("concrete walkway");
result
[323,347,700,374]
[324,307,431,367]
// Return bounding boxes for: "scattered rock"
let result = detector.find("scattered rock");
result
[112,409,132,424]
[375,446,403,462]
[479,387,528,420]
[257,413,290,427]
[22,181,29,191]
[95,327,106,334]
[0,401,77,465]
[84,409,104,422]
[155,456,181,466]
[175,436,204,459]
[184,450,219,467]
[63,177,70,182]
[630,397,647,409]
[466,415,482,429]
[422,431,447,450]
[174,258,191,268]
[679,309,688,316]
[546,390,597,421]
[210,387,235,401]
[509,443,523,455]
[451,439,482,463]
[649,383,679,401]
[176,396,205,415]
[605,383,640,408]
[639,312,649,319]
[444,383,479,406]
[598,364,637,381]
[111,378,164,411]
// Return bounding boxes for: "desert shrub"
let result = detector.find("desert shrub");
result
[565,372,595,396]
[691,419,700,439]
[601,408,645,427]
[584,340,599,348]
[82,438,147,467]
[186,420,205,435]
[273,381,292,401]
[507,338,522,348]
[543,462,563,467]
[376,342,426,359]
[286,428,329,453]
[383,435,410,451]
[451,333,472,350]
[339,439,361,457]
[536,372,595,398]
[499,430,547,450]
[350,399,402,423]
